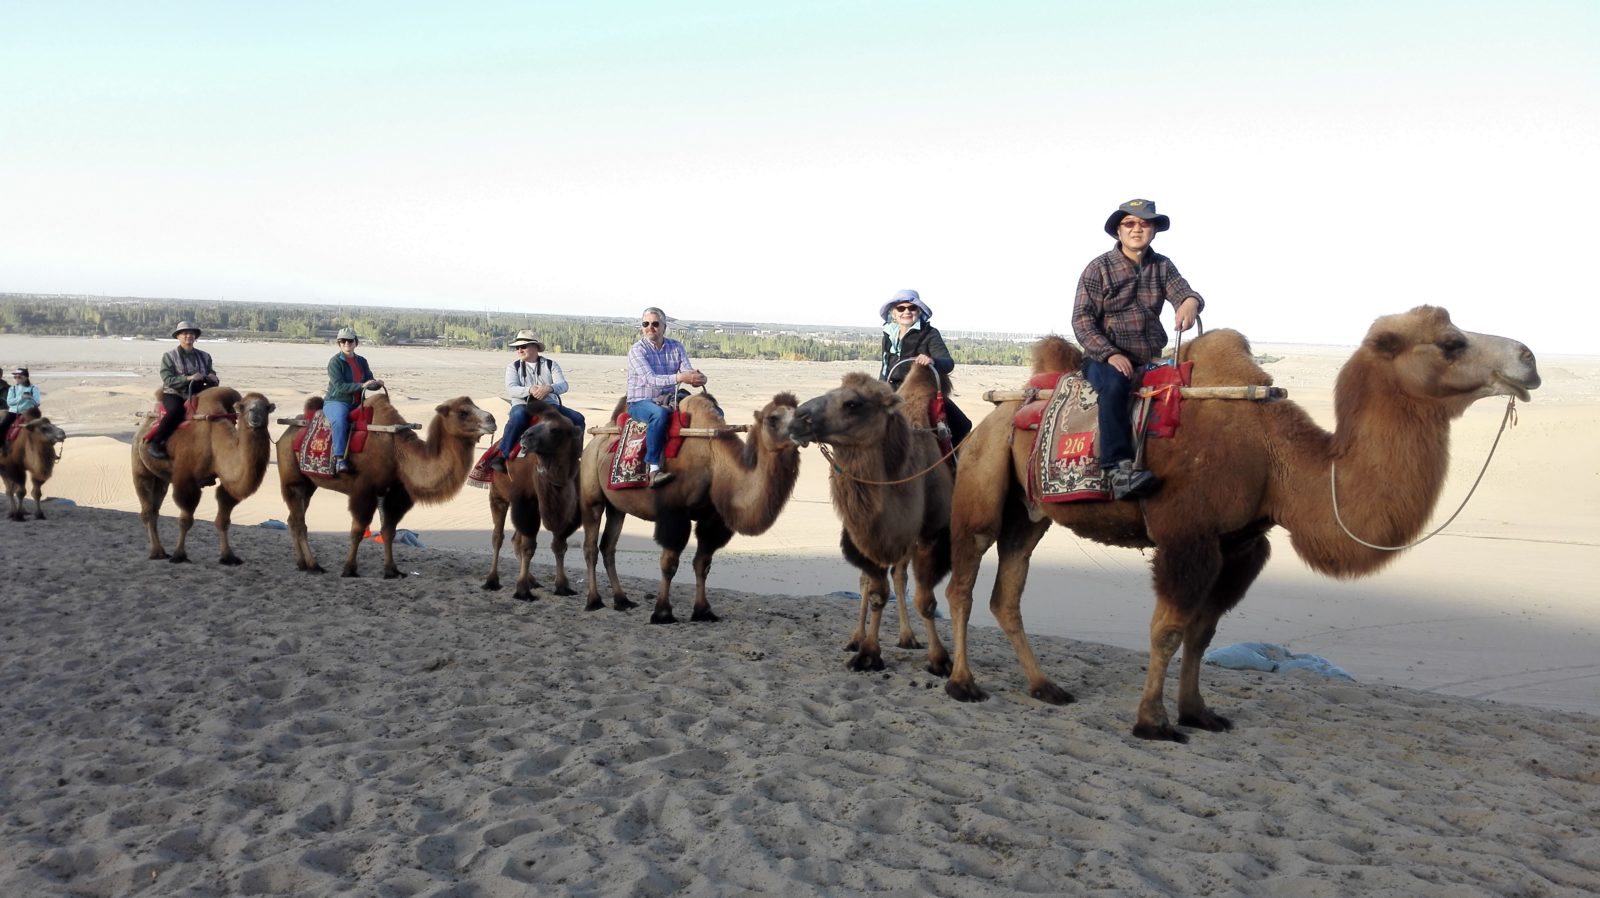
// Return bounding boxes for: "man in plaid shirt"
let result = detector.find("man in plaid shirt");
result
[626,306,707,488]
[1072,198,1204,501]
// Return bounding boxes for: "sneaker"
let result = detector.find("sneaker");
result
[1108,460,1160,501]
[489,456,508,473]
[648,469,676,489]
[336,458,355,475]
[146,442,169,460]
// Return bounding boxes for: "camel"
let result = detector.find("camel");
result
[131,388,275,562]
[942,306,1541,742]
[277,394,495,579]
[2,415,66,521]
[787,363,954,675]
[483,398,583,600]
[578,391,801,623]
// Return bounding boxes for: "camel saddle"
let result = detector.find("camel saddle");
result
[293,405,375,479]
[606,408,690,490]
[5,413,40,444]
[141,396,225,441]
[1013,363,1193,503]
[467,442,528,488]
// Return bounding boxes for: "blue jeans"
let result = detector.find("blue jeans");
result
[627,399,671,467]
[324,398,354,458]
[499,402,587,457]
[1083,358,1136,469]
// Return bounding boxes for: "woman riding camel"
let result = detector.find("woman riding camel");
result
[878,289,971,450]
[324,327,383,474]
[2,366,43,446]
[492,330,585,473]
[146,322,219,460]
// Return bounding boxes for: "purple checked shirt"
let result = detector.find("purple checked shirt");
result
[1073,246,1204,365]
[626,336,694,403]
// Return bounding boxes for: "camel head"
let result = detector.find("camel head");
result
[234,392,276,430]
[518,399,579,459]
[435,396,497,440]
[1339,306,1541,418]
[24,418,67,446]
[752,393,800,452]
[788,373,902,449]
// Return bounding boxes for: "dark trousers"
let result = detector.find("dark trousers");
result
[147,393,187,447]
[500,401,586,457]
[944,399,972,450]
[1084,358,1137,469]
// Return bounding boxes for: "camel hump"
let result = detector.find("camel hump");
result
[364,393,407,426]
[1032,335,1084,375]
[194,387,242,416]
[681,392,725,427]
[303,395,326,415]
[1180,329,1272,387]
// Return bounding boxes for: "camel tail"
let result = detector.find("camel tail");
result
[1032,335,1084,375]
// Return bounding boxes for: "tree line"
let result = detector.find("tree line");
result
[0,294,1038,366]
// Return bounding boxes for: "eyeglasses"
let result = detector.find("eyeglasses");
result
[641,321,663,329]
[338,339,355,344]
[893,304,918,313]
[1119,219,1154,230]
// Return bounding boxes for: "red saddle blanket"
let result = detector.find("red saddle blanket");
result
[606,409,689,490]
[467,442,526,488]
[140,397,204,441]
[293,406,374,479]
[5,415,31,443]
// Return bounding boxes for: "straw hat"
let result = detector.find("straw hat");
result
[509,330,544,351]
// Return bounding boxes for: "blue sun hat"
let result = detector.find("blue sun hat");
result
[878,289,934,323]
[1103,198,1171,237]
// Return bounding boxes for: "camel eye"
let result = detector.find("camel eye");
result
[842,399,862,414]
[1438,337,1467,359]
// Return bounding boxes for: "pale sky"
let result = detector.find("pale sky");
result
[3,1,1597,352]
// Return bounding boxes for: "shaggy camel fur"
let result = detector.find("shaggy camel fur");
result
[277,394,495,579]
[483,398,582,600]
[944,306,1541,741]
[579,392,800,623]
[2,415,65,521]
[788,365,954,674]
[131,388,275,562]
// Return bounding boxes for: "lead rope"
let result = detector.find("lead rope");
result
[818,434,963,487]
[1331,396,1518,551]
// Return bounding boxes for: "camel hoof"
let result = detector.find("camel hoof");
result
[613,596,637,611]
[482,577,501,591]
[1029,682,1075,705]
[690,607,719,623]
[1178,710,1233,732]
[341,569,360,578]
[925,657,953,678]
[169,554,190,565]
[553,585,576,597]
[1132,721,1190,743]
[650,608,678,624]
[149,551,169,561]
[585,598,604,612]
[847,652,885,672]
[302,563,326,574]
[382,569,405,580]
[944,679,989,703]
[514,588,539,602]
[218,554,244,566]
[844,640,861,652]
[896,637,924,650]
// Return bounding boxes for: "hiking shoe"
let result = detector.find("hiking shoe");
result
[146,442,169,460]
[489,456,508,473]
[1108,461,1160,501]
[336,458,355,475]
[648,469,676,489]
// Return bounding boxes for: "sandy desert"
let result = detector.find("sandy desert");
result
[1,327,1597,896]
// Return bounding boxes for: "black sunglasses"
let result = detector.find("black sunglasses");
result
[893,304,918,313]
[641,321,663,329]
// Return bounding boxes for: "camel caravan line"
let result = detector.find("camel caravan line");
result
[95,305,1542,741]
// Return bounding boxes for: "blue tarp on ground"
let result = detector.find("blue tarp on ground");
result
[1204,642,1354,681]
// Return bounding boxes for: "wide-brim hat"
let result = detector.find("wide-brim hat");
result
[1103,198,1171,237]
[509,329,544,351]
[171,321,202,338]
[335,327,360,342]
[9,367,26,376]
[878,289,934,323]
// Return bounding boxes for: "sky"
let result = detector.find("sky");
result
[3,1,1597,352]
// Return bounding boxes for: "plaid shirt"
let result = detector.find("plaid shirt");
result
[625,336,693,403]
[1072,246,1204,364]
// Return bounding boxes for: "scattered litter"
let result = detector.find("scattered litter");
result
[828,591,860,601]
[45,498,77,507]
[258,519,289,530]
[1204,642,1354,681]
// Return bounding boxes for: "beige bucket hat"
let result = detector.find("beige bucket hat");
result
[509,330,544,351]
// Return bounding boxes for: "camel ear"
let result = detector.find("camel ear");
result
[436,402,450,416]
[1368,331,1408,358]
[267,402,277,413]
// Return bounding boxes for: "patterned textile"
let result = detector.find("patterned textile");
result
[292,406,373,479]
[141,396,202,442]
[1033,373,1111,503]
[607,417,650,489]
[467,443,524,488]
[1141,361,1193,438]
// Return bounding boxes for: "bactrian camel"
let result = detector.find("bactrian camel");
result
[788,364,954,675]
[483,398,583,600]
[944,306,1541,741]
[277,394,495,579]
[579,392,801,623]
[3,415,66,521]
[131,388,275,562]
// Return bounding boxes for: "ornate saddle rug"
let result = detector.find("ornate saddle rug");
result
[467,442,525,488]
[293,406,374,479]
[1029,373,1111,503]
[605,409,689,490]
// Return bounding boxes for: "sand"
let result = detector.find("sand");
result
[1,331,1598,896]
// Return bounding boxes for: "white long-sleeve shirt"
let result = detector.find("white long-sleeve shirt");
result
[504,356,570,405]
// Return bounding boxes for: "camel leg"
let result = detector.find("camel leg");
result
[846,576,869,652]
[580,495,607,610]
[3,481,21,521]
[214,486,244,565]
[484,491,508,590]
[282,478,323,573]
[911,534,952,678]
[943,524,995,702]
[136,471,170,560]
[1134,540,1224,742]
[593,505,634,612]
[168,480,203,564]
[549,526,577,597]
[841,531,888,671]
[990,513,1066,704]
[688,515,733,623]
[512,528,542,601]
[341,491,380,578]
[649,510,692,624]
[29,476,46,520]
[1175,535,1270,733]
[889,559,922,650]
[377,487,414,580]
